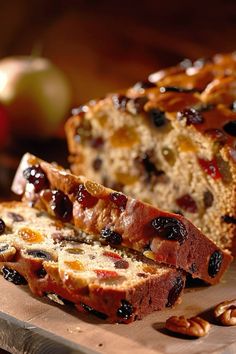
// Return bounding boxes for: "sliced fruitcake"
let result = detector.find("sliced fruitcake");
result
[65,52,236,255]
[11,153,232,285]
[0,201,186,323]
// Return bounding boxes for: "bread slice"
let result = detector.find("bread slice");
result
[0,201,185,323]
[65,52,236,255]
[12,153,232,285]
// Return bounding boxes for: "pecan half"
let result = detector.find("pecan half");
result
[214,299,236,326]
[165,316,210,337]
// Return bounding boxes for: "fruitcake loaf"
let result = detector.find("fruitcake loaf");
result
[65,52,236,255]
[0,201,186,323]
[12,153,232,285]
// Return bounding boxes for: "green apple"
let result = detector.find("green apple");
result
[0,56,72,138]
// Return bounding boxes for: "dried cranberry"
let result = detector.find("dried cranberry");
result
[112,94,129,111]
[166,276,184,307]
[26,249,53,260]
[148,108,168,127]
[204,128,227,143]
[2,267,27,285]
[132,81,156,90]
[81,303,108,320]
[177,108,204,125]
[117,300,133,320]
[221,215,236,224]
[92,157,103,171]
[0,219,6,235]
[203,190,214,208]
[223,121,236,137]
[103,251,122,260]
[7,212,24,222]
[198,158,222,180]
[114,260,129,269]
[159,86,197,93]
[176,194,198,213]
[90,137,104,149]
[74,184,98,208]
[208,251,223,278]
[23,165,49,193]
[36,267,47,278]
[110,192,127,211]
[151,217,188,244]
[51,190,73,222]
[101,228,123,245]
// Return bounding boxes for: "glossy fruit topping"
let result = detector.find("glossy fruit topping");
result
[23,165,48,193]
[100,228,123,245]
[74,184,98,208]
[151,217,188,244]
[51,190,73,222]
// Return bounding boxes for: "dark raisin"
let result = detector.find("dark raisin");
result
[7,212,24,222]
[203,190,214,208]
[110,192,127,211]
[132,81,156,90]
[23,165,49,193]
[81,303,108,320]
[177,108,204,125]
[117,300,133,320]
[221,215,236,224]
[36,267,47,278]
[130,96,149,114]
[208,251,223,278]
[100,228,123,245]
[166,276,184,307]
[0,244,9,253]
[135,153,164,183]
[151,217,188,244]
[189,263,198,273]
[176,194,198,213]
[148,108,168,127]
[230,101,236,112]
[0,219,6,235]
[26,249,53,260]
[114,260,129,269]
[92,157,103,171]
[74,184,98,208]
[51,190,73,222]
[223,121,236,137]
[2,267,27,285]
[159,86,197,93]
[204,128,227,143]
[112,94,129,111]
[90,136,104,149]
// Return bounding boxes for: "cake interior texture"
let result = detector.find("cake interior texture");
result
[66,53,236,254]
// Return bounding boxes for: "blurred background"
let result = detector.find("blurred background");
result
[0,0,236,200]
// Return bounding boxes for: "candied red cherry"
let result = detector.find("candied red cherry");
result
[151,217,188,244]
[51,190,73,222]
[74,184,98,208]
[101,228,123,245]
[177,108,204,126]
[23,165,49,192]
[103,251,122,260]
[176,194,198,213]
[198,158,222,180]
[110,192,127,211]
[0,219,6,235]
[94,269,119,279]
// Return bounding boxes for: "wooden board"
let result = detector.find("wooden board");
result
[0,262,235,354]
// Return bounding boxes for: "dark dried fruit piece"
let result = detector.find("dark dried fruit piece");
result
[110,192,127,211]
[7,212,24,222]
[177,108,204,126]
[101,228,123,245]
[136,153,164,183]
[23,165,49,193]
[151,217,188,244]
[221,215,236,224]
[36,267,47,278]
[117,300,133,320]
[160,86,197,93]
[26,249,53,260]
[81,303,108,320]
[132,81,156,90]
[223,121,236,137]
[166,276,184,307]
[92,157,103,171]
[0,219,6,235]
[129,96,149,114]
[2,267,27,285]
[176,194,198,213]
[74,184,98,208]
[208,251,223,278]
[114,260,129,269]
[112,94,129,111]
[51,190,73,222]
[148,108,168,127]
[198,158,222,180]
[203,190,214,208]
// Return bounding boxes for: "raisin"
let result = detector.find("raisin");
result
[112,94,129,111]
[166,276,184,307]
[159,86,197,93]
[221,215,236,224]
[110,192,127,211]
[114,260,129,269]
[51,190,73,222]
[148,108,168,127]
[100,228,123,245]
[74,184,98,208]
[92,157,103,171]
[151,217,188,244]
[81,303,108,320]
[176,194,198,213]
[7,212,24,222]
[2,267,27,285]
[36,267,47,278]
[132,81,156,90]
[136,153,164,182]
[203,190,214,208]
[26,249,53,260]
[90,137,104,149]
[177,108,204,125]
[230,101,236,112]
[204,128,227,143]
[117,300,133,320]
[198,158,222,180]
[0,219,6,235]
[23,165,48,193]
[189,263,198,273]
[208,251,223,278]
[223,121,236,137]
[0,244,9,253]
